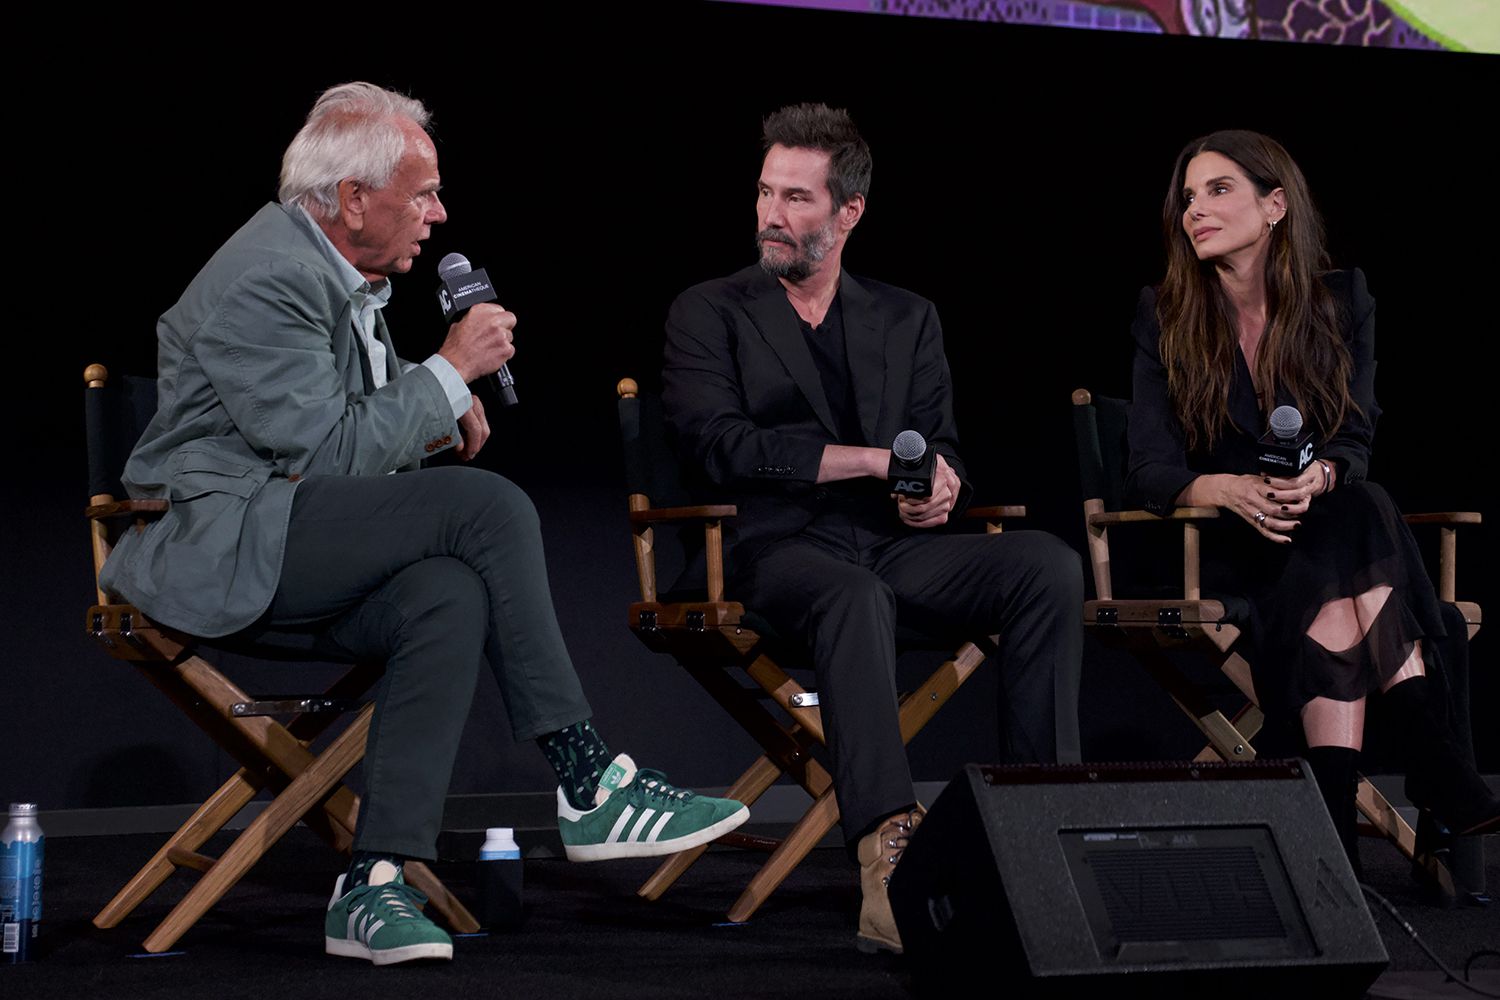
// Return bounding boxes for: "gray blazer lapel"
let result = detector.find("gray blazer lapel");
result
[840,271,885,447]
[343,301,376,396]
[745,274,839,438]
[375,310,402,385]
[374,309,424,473]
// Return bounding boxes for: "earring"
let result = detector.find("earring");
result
[1268,218,1279,233]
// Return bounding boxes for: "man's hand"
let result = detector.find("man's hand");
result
[437,302,516,383]
[896,454,960,528]
[454,395,490,461]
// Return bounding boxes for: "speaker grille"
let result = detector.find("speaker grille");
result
[1088,846,1284,941]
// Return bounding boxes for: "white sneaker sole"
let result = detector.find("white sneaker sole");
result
[564,805,750,862]
[325,936,454,965]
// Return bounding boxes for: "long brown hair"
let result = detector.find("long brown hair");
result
[1156,130,1353,452]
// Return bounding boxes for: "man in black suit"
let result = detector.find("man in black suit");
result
[663,103,1083,954]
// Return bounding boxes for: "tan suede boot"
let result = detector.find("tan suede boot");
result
[855,807,924,954]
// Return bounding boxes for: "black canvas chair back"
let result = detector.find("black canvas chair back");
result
[618,385,697,509]
[1072,390,1129,515]
[85,370,158,503]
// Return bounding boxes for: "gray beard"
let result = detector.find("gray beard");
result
[756,222,834,282]
[758,251,814,282]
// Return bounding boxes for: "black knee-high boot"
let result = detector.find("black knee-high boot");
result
[1385,676,1500,836]
[1305,745,1363,879]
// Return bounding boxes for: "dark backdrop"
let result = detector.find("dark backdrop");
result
[8,4,1495,813]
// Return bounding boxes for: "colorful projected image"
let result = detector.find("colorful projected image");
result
[737,0,1499,53]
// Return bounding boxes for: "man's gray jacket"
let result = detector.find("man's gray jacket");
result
[101,203,457,637]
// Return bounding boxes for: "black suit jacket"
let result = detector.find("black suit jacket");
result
[1125,268,1380,514]
[663,264,971,574]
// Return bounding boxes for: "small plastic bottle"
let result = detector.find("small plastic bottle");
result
[478,826,523,930]
[2,803,44,963]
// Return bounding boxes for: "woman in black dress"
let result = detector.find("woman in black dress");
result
[1126,129,1497,867]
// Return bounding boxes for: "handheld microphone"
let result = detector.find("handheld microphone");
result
[1257,405,1314,476]
[888,429,937,498]
[436,252,518,407]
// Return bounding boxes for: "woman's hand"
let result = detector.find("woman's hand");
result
[1264,461,1328,519]
[1226,474,1302,543]
[1185,473,1301,543]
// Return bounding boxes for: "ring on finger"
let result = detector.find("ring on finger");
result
[1254,511,1267,525]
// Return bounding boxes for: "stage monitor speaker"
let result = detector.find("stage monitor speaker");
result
[888,760,1387,998]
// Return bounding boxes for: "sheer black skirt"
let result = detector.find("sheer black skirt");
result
[1203,482,1448,720]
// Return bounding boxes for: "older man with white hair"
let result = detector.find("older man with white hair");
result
[102,82,746,966]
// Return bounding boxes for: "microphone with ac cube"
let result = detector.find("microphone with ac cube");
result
[1257,405,1313,477]
[888,429,936,499]
[435,251,518,407]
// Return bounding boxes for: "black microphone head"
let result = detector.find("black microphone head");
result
[438,252,472,280]
[1269,405,1303,442]
[892,429,927,463]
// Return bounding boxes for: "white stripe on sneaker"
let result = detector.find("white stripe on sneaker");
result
[628,808,657,842]
[647,811,675,843]
[607,805,636,844]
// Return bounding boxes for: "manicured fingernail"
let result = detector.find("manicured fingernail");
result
[1263,477,1271,484]
[1267,492,1276,500]
[1281,505,1289,512]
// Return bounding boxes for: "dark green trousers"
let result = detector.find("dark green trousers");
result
[259,466,591,860]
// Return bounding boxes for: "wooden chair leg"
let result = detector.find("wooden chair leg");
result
[140,705,373,953]
[1354,774,1458,898]
[1194,702,1265,763]
[727,785,841,924]
[100,650,477,942]
[640,754,785,901]
[646,639,986,921]
[1135,646,1257,761]
[93,768,264,929]
[897,640,989,742]
[1355,777,1417,858]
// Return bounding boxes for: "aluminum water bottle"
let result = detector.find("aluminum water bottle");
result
[2,804,44,963]
[478,826,523,930]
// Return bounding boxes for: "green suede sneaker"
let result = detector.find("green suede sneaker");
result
[325,860,453,965]
[558,753,749,861]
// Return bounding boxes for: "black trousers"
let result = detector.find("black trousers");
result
[734,513,1084,847]
[250,467,592,860]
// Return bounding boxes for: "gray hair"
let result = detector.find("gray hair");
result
[278,82,432,219]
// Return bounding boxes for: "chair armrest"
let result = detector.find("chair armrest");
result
[965,505,1026,520]
[1403,512,1481,603]
[626,504,737,605]
[1403,512,1481,526]
[1089,507,1219,526]
[964,504,1026,535]
[628,504,737,524]
[86,499,169,520]
[1083,504,1220,602]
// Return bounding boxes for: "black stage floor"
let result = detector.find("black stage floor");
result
[5,829,1497,999]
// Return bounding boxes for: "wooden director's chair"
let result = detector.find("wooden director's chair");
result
[1071,387,1483,898]
[616,378,1022,921]
[82,364,478,953]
